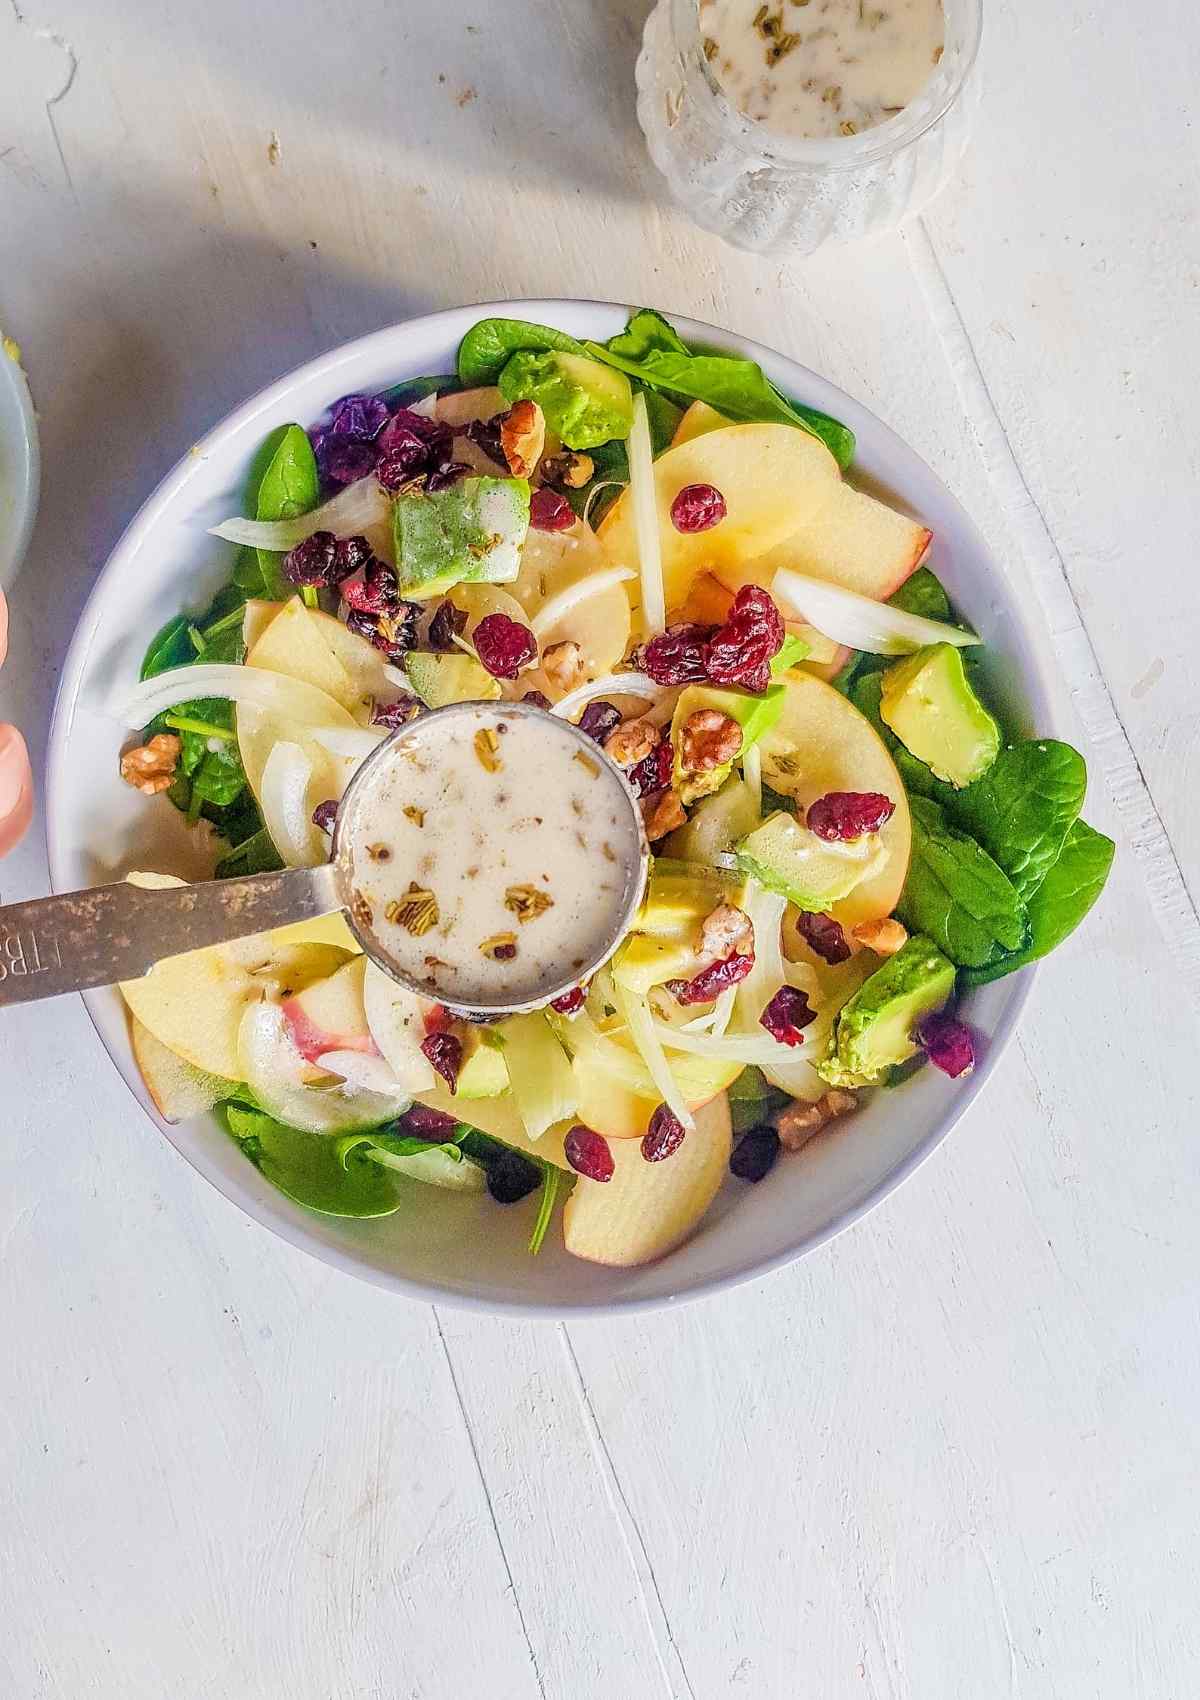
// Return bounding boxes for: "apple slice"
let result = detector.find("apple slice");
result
[242,598,280,651]
[570,1027,742,1137]
[362,960,437,1094]
[269,912,361,955]
[434,386,506,428]
[599,423,840,617]
[758,670,911,927]
[510,522,631,686]
[238,1001,409,1135]
[282,955,375,1063]
[748,482,931,604]
[670,400,729,448]
[564,1091,732,1267]
[131,1018,231,1122]
[119,874,351,1079]
[247,595,395,722]
[410,1084,571,1171]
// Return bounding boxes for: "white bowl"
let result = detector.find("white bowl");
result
[46,300,1045,1315]
[0,337,40,590]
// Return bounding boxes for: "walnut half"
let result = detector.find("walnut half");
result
[500,400,546,479]
[120,732,181,796]
[603,716,659,767]
[541,639,587,694]
[641,790,686,841]
[678,708,742,773]
[699,901,754,961]
[776,1089,858,1153]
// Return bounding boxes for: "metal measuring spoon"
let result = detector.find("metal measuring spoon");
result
[0,701,649,1015]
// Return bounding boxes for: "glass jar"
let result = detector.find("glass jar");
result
[636,0,982,257]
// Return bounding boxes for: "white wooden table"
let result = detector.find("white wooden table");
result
[2,3,1198,1694]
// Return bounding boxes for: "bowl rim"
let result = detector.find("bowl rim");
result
[45,296,1041,1317]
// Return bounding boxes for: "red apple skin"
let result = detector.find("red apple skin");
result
[281,999,379,1064]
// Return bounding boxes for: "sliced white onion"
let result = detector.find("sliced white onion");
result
[308,725,386,760]
[530,567,636,637]
[382,663,411,690]
[260,740,325,867]
[551,670,668,723]
[733,880,789,1032]
[772,568,978,656]
[237,1002,410,1136]
[317,1050,407,1094]
[112,663,351,730]
[614,981,694,1132]
[209,474,389,550]
[628,393,665,637]
[584,479,626,530]
[650,1022,787,1063]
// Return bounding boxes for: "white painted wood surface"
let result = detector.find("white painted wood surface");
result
[1,1,1198,1694]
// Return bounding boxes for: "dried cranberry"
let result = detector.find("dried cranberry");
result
[371,694,420,729]
[759,985,817,1047]
[795,909,851,965]
[705,586,785,694]
[485,1148,542,1204]
[427,460,471,491]
[427,600,468,651]
[283,530,339,587]
[463,415,506,467]
[311,799,338,834]
[529,488,574,532]
[578,700,623,743]
[665,951,755,1005]
[474,613,537,679]
[642,1105,686,1162]
[395,1104,458,1141]
[342,559,400,614]
[638,622,717,686]
[330,393,390,441]
[323,437,379,486]
[378,407,451,462]
[670,482,727,533]
[807,791,896,842]
[347,602,419,659]
[730,1126,780,1182]
[420,1032,463,1093]
[376,445,428,491]
[549,985,586,1016]
[521,689,552,710]
[564,1125,614,1182]
[917,1011,976,1079]
[331,534,376,582]
[626,739,673,799]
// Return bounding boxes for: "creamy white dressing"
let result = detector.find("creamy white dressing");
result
[338,706,645,1010]
[700,0,945,141]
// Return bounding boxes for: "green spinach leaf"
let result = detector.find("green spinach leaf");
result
[251,423,320,601]
[727,1064,791,1133]
[383,373,460,409]
[215,826,283,879]
[887,566,952,622]
[457,318,586,386]
[140,614,195,681]
[223,1104,406,1217]
[896,795,1031,968]
[951,740,1087,902]
[962,820,1115,985]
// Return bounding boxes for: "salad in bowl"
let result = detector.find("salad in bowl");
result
[100,306,1113,1278]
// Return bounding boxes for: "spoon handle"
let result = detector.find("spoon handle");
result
[0,863,342,1008]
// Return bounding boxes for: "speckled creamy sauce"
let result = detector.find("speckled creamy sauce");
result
[340,707,644,1010]
[700,0,944,141]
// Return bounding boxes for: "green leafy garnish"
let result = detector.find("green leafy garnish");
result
[581,308,855,469]
[244,423,321,603]
[140,613,195,681]
[950,740,1087,903]
[963,820,1115,985]
[214,827,284,879]
[528,1163,560,1255]
[224,1104,407,1217]
[896,795,1031,969]
[457,317,587,386]
[886,566,953,623]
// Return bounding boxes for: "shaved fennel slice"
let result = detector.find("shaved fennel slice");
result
[308,725,387,760]
[237,1002,410,1136]
[773,568,978,656]
[650,1023,787,1063]
[733,880,790,1031]
[742,742,762,813]
[112,663,354,730]
[614,981,694,1131]
[552,671,668,722]
[317,1051,407,1095]
[628,393,665,637]
[260,740,326,867]
[530,567,636,637]
[209,474,389,550]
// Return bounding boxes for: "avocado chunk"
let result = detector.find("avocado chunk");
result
[498,350,634,449]
[663,775,760,864]
[735,810,889,911]
[638,859,745,938]
[670,681,786,803]
[393,475,530,599]
[817,934,956,1087]
[879,644,1000,789]
[456,1033,509,1099]
[403,651,502,708]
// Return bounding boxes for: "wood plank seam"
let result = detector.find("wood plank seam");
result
[904,218,1200,1009]
[558,1324,698,1700]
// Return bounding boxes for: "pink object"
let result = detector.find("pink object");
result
[0,722,33,855]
